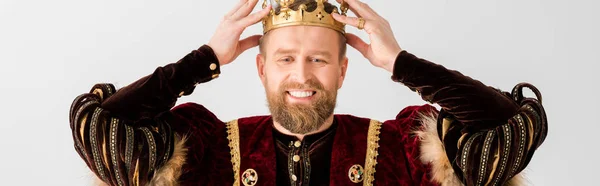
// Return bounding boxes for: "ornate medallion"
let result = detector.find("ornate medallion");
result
[348,164,364,183]
[242,168,258,186]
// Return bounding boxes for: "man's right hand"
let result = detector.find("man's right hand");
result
[208,0,271,66]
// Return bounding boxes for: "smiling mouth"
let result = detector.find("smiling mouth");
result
[286,90,317,98]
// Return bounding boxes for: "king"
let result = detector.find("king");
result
[70,0,548,185]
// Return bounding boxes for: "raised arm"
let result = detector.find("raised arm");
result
[332,0,547,185]
[391,51,547,185]
[99,45,221,123]
[69,1,272,185]
[391,50,522,129]
[69,46,221,185]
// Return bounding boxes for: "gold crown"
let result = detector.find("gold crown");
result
[261,0,349,34]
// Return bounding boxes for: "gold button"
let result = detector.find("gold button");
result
[293,155,300,162]
[294,141,301,148]
[209,63,217,70]
[291,174,297,181]
[179,91,185,97]
[212,73,220,78]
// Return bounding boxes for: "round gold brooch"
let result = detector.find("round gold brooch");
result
[242,168,258,186]
[348,164,364,183]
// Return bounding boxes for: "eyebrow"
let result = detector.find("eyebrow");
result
[273,48,333,58]
[273,48,296,56]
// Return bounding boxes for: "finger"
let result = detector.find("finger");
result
[335,0,362,18]
[231,0,260,20]
[357,2,383,20]
[345,33,371,58]
[332,14,371,31]
[226,0,249,16]
[333,0,358,16]
[238,5,271,28]
[338,0,372,18]
[237,35,262,55]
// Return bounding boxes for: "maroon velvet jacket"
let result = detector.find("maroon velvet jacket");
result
[70,45,547,186]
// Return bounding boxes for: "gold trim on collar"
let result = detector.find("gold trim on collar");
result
[363,119,382,186]
[226,120,241,186]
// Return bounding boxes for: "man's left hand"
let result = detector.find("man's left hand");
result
[332,0,402,73]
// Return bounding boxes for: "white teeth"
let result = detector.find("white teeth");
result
[288,91,314,98]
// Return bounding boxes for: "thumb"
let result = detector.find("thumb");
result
[345,33,370,58]
[238,35,262,54]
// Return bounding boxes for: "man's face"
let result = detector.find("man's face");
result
[256,26,348,134]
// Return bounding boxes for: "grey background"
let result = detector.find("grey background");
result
[0,0,598,185]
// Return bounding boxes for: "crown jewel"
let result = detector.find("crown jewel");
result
[262,0,349,34]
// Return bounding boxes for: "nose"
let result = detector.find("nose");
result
[290,60,312,84]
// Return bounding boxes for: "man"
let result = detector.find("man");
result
[69,0,547,185]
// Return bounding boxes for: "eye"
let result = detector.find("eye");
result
[278,56,293,62]
[310,58,326,63]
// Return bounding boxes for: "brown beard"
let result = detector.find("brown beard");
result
[266,78,337,134]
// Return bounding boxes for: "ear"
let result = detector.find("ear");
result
[337,56,349,89]
[256,54,267,85]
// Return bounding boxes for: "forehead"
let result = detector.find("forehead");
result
[264,26,341,55]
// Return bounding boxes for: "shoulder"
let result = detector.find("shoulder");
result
[333,104,439,133]
[171,102,218,119]
[379,104,439,134]
[392,104,439,123]
[236,115,272,127]
[378,104,444,185]
[169,102,226,134]
[338,105,442,184]
[171,103,273,133]
[335,114,372,129]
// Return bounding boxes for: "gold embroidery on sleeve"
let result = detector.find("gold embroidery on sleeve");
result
[141,127,157,172]
[124,125,134,173]
[75,100,98,152]
[509,114,526,178]
[461,133,482,173]
[90,107,108,181]
[477,130,495,185]
[109,118,124,186]
[493,124,512,186]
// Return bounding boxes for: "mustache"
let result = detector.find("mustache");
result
[279,78,325,92]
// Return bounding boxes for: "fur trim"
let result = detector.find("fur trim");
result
[506,173,529,186]
[147,135,188,186]
[92,175,109,186]
[415,112,463,186]
[92,135,188,186]
[415,112,527,186]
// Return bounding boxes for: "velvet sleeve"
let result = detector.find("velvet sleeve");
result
[100,45,221,124]
[69,45,222,186]
[439,86,548,185]
[391,51,548,185]
[391,50,520,130]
